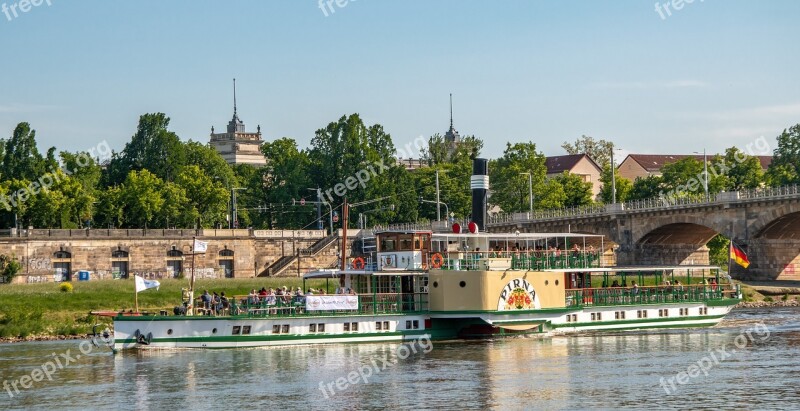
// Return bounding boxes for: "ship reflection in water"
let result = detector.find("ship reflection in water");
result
[1,308,798,410]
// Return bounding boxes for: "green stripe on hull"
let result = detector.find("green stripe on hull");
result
[550,314,726,329]
[117,329,429,344]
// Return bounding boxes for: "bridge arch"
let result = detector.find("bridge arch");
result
[633,215,730,245]
[749,202,800,239]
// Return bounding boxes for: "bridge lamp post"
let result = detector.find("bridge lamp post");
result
[693,149,709,202]
[520,172,533,215]
[610,146,624,204]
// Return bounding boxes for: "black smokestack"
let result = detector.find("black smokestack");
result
[471,158,489,231]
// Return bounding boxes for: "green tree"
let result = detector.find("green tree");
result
[599,166,633,203]
[719,147,764,190]
[0,254,21,284]
[175,165,229,228]
[561,135,614,168]
[94,186,124,229]
[2,122,48,181]
[554,171,593,207]
[489,142,551,212]
[766,124,800,186]
[628,175,663,201]
[106,113,186,185]
[260,138,314,228]
[707,235,730,269]
[659,157,726,200]
[118,170,167,228]
[183,141,236,188]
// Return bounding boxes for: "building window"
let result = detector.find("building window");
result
[219,248,234,278]
[166,248,183,278]
[52,250,72,281]
[111,249,129,279]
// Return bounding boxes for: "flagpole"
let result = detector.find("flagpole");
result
[135,279,139,313]
[190,237,197,315]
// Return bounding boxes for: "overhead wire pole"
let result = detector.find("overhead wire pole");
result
[436,169,441,221]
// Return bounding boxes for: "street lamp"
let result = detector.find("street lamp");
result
[693,150,709,202]
[359,205,395,229]
[610,145,624,204]
[231,187,245,228]
[420,198,449,222]
[520,172,533,214]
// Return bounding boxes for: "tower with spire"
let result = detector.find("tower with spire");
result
[444,93,462,157]
[209,79,266,166]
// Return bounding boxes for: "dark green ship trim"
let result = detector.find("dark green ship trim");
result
[114,312,425,322]
[117,329,429,344]
[549,314,726,329]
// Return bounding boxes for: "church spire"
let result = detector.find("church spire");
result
[233,78,237,116]
[449,93,453,129]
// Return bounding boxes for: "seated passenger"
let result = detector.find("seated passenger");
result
[631,281,639,295]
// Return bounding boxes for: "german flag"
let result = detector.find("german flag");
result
[730,242,750,269]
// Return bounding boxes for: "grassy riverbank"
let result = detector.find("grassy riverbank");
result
[0,277,334,340]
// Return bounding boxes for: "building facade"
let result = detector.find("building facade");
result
[617,154,773,181]
[545,154,603,199]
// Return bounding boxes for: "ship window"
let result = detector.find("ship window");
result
[318,324,325,332]
[309,324,316,333]
[459,281,466,288]
[167,329,173,335]
[242,326,252,335]
[413,320,419,329]
[555,280,559,286]
[383,321,390,330]
[376,321,382,330]
[433,281,438,288]
[234,326,242,335]
[281,325,289,334]
[566,315,571,322]
[272,325,280,334]
[406,320,412,329]
[545,280,549,286]
[352,322,358,332]
[212,328,217,334]
[344,323,350,332]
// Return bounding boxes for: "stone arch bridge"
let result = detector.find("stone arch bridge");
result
[487,186,800,281]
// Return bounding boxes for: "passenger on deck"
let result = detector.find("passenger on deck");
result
[248,289,260,305]
[264,289,277,305]
[201,290,212,311]
[631,281,640,295]
[611,280,620,288]
[259,287,268,297]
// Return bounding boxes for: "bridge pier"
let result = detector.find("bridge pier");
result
[734,239,800,281]
[617,244,710,266]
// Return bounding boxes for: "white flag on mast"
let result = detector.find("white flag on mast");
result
[134,275,160,293]
[193,239,208,253]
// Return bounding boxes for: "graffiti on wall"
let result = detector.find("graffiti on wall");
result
[27,257,52,271]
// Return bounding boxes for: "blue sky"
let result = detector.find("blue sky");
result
[1,0,798,159]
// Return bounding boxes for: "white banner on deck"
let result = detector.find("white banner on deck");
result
[305,295,359,311]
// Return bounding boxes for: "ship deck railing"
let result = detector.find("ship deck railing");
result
[565,284,739,308]
[432,250,602,271]
[214,292,430,318]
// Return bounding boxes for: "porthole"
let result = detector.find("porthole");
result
[212,328,217,334]
[167,329,173,335]
[459,281,466,288]
[545,280,549,286]
[433,281,439,288]
[555,280,559,286]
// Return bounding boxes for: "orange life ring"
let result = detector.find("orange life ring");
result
[351,257,365,270]
[431,253,444,269]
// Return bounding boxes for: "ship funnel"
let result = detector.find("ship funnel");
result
[470,158,489,231]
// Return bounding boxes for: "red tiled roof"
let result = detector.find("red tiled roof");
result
[625,154,773,171]
[546,154,600,174]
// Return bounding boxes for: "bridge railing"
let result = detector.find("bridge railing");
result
[738,184,800,200]
[487,184,800,225]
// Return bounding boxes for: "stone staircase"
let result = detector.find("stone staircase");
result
[261,234,339,277]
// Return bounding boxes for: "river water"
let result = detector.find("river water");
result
[1,308,798,410]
